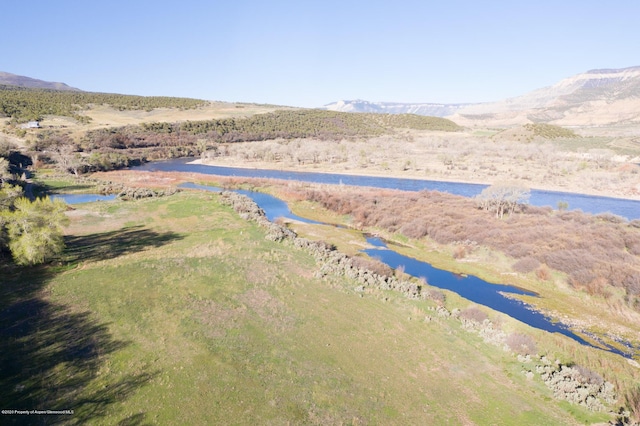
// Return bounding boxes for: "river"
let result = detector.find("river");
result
[55,162,640,357]
[133,158,640,220]
[176,182,639,359]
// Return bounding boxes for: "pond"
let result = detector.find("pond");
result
[50,194,116,204]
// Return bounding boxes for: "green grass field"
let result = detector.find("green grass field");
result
[0,191,613,424]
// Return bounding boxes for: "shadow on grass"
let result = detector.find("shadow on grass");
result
[30,182,96,198]
[64,225,183,264]
[0,226,181,424]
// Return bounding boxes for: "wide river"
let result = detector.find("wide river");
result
[133,158,640,220]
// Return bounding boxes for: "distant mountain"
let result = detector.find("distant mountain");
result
[0,71,81,91]
[452,66,640,126]
[324,99,474,117]
[326,66,640,126]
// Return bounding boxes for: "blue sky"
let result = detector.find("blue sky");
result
[1,1,638,107]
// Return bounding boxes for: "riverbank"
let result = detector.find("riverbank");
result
[5,184,616,424]
[90,168,640,351]
[189,157,640,202]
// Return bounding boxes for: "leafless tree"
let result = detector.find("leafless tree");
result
[50,144,86,176]
[476,184,530,218]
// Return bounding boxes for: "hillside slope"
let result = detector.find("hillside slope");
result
[0,71,81,91]
[326,66,640,126]
[453,66,640,126]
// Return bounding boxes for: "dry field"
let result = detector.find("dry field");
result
[32,102,289,139]
[197,127,640,200]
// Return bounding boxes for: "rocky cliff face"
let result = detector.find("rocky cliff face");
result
[0,71,81,91]
[324,99,473,117]
[326,66,640,126]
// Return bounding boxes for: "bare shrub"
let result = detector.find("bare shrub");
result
[506,332,537,356]
[595,212,627,224]
[512,257,540,273]
[504,243,535,259]
[536,264,551,281]
[568,269,597,289]
[399,219,428,239]
[583,277,611,298]
[573,364,604,386]
[453,245,466,259]
[624,233,640,256]
[624,387,640,424]
[351,255,393,277]
[459,306,488,324]
[395,264,406,279]
[295,184,640,311]
[427,288,446,305]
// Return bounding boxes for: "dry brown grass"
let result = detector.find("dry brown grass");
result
[38,102,286,136]
[197,128,640,200]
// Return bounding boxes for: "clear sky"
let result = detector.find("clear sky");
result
[1,0,638,107]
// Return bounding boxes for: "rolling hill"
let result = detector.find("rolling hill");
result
[0,71,81,91]
[326,66,640,126]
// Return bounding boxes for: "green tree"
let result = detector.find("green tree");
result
[0,183,24,211]
[0,158,11,184]
[3,197,69,265]
[0,184,24,257]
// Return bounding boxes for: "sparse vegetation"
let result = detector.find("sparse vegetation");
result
[523,123,578,139]
[0,85,206,123]
[297,185,640,313]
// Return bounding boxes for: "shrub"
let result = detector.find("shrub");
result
[506,332,537,356]
[624,387,640,424]
[453,245,466,259]
[426,288,446,305]
[351,255,393,277]
[573,364,604,386]
[459,306,488,324]
[295,184,640,311]
[512,257,540,273]
[536,264,551,281]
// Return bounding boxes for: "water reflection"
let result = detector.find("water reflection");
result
[50,194,116,204]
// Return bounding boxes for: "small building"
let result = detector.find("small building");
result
[20,121,40,129]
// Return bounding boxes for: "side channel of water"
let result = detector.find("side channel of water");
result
[50,193,116,204]
[179,182,638,359]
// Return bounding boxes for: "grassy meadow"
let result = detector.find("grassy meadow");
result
[0,187,611,425]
